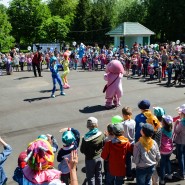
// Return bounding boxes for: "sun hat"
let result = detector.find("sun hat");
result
[177,104,185,114]
[153,107,166,117]
[62,131,75,146]
[162,115,173,124]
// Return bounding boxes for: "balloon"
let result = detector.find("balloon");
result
[27,46,31,51]
[176,40,180,45]
[111,115,123,124]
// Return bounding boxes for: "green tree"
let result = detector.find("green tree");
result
[71,0,92,42]
[144,0,185,41]
[8,0,51,44]
[90,0,117,42]
[0,5,14,50]
[39,16,69,43]
[48,0,78,26]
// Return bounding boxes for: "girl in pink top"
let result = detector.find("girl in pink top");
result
[159,115,173,185]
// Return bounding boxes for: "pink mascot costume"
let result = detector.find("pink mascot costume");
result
[104,60,124,108]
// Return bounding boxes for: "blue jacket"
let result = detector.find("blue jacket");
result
[135,113,147,142]
[0,145,12,185]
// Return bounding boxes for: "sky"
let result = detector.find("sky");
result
[0,0,46,7]
[0,0,9,7]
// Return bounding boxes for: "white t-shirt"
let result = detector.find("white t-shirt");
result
[122,119,136,143]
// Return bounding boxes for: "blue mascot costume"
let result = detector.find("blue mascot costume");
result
[50,56,65,98]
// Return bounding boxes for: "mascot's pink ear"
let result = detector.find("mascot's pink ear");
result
[107,60,124,74]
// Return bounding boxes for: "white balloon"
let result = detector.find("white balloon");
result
[27,46,31,51]
[176,40,180,45]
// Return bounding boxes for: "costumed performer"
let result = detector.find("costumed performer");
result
[104,60,124,108]
[50,56,65,98]
[61,52,70,89]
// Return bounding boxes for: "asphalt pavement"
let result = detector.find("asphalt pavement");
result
[0,67,185,185]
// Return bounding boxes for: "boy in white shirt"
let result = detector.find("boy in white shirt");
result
[121,107,136,180]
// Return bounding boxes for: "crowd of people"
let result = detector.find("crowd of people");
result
[1,41,185,185]
[1,41,185,87]
[1,99,185,185]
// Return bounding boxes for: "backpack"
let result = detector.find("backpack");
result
[26,138,54,171]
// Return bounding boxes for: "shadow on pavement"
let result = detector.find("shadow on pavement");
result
[40,89,59,93]
[79,105,108,113]
[23,96,52,103]
[14,76,35,80]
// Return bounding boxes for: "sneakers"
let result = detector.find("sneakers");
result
[60,92,65,96]
[51,94,55,98]
[174,173,185,180]
[165,174,173,180]
[160,180,165,185]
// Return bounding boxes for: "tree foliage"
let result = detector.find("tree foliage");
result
[48,0,78,26]
[39,16,69,43]
[8,0,51,44]
[0,0,185,47]
[0,5,14,50]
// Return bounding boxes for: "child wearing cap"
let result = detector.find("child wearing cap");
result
[152,106,165,185]
[101,123,132,185]
[57,128,80,185]
[133,123,161,185]
[173,104,185,180]
[121,107,135,180]
[135,100,161,142]
[80,117,104,185]
[159,115,173,185]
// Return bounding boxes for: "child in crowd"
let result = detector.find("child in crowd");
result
[166,62,173,86]
[135,100,161,144]
[133,123,161,185]
[87,54,92,71]
[26,54,32,71]
[173,104,185,180]
[13,53,20,72]
[6,54,13,75]
[121,107,135,180]
[74,54,79,70]
[101,123,132,185]
[45,53,50,69]
[0,137,12,185]
[80,117,104,185]
[13,151,27,185]
[82,54,87,70]
[157,63,162,83]
[159,115,173,185]
[148,64,155,80]
[152,106,165,185]
[103,124,114,183]
[57,127,80,185]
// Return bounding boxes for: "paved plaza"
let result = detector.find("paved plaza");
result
[0,67,185,185]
